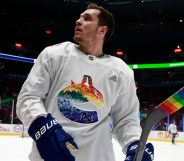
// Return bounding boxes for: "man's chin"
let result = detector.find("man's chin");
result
[73,36,81,44]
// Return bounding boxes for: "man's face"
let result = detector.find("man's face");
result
[73,9,101,44]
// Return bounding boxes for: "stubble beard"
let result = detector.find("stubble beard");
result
[73,35,81,44]
[73,35,89,45]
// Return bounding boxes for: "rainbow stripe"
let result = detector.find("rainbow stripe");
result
[158,87,184,116]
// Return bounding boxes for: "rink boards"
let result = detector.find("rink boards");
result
[0,123,184,143]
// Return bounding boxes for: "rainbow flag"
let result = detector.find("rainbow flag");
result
[158,87,184,116]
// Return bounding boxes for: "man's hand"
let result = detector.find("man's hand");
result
[125,140,154,161]
[28,114,78,161]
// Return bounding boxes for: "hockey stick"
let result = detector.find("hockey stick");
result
[134,87,184,161]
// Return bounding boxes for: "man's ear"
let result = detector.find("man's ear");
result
[98,26,108,36]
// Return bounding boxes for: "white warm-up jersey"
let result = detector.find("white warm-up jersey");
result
[168,123,177,134]
[16,42,142,161]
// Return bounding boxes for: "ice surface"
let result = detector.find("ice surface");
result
[0,136,183,161]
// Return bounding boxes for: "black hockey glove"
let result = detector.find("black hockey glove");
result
[124,140,154,161]
[28,113,78,161]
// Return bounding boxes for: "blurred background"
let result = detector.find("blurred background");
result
[0,0,184,131]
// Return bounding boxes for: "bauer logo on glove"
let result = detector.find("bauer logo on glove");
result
[35,119,59,140]
[125,140,154,161]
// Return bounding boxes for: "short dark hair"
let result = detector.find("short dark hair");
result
[87,3,115,42]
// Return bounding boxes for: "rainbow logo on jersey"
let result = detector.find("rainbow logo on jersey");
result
[57,75,104,123]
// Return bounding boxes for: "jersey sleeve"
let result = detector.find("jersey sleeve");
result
[16,42,72,127]
[168,125,171,131]
[16,47,51,127]
[110,68,142,153]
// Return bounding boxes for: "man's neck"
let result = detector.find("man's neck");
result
[78,44,104,57]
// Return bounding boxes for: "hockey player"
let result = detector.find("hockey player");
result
[16,3,154,161]
[168,120,178,144]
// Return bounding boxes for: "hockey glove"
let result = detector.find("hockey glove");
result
[28,113,78,161]
[125,140,154,161]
